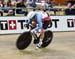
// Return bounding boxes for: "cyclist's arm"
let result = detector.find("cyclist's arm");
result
[27,11,36,24]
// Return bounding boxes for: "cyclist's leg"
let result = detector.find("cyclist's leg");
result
[39,29,44,41]
[34,21,44,40]
[34,28,45,48]
[33,12,44,48]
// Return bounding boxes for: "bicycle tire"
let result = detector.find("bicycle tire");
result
[16,31,32,50]
[42,30,53,48]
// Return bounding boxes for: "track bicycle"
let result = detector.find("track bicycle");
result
[16,21,53,50]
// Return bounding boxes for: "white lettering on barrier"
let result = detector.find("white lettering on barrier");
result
[0,16,75,34]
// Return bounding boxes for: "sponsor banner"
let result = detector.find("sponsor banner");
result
[0,16,75,34]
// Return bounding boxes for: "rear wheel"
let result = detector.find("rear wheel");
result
[42,30,53,48]
[16,31,32,50]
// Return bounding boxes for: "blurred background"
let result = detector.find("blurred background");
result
[0,0,75,16]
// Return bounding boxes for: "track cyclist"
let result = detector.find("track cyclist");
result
[26,8,51,49]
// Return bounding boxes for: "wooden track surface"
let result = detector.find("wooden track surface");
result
[0,32,75,59]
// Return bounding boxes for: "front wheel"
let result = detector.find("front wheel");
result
[16,31,32,50]
[42,30,53,48]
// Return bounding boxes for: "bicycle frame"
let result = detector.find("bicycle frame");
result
[31,31,37,40]
[25,23,38,40]
[16,24,53,50]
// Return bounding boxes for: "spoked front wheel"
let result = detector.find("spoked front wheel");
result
[16,31,32,50]
[42,30,53,48]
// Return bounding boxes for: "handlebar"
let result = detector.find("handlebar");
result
[24,23,34,30]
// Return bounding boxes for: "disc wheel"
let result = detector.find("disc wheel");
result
[42,30,53,48]
[16,31,32,50]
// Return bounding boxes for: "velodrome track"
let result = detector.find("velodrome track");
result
[0,32,75,59]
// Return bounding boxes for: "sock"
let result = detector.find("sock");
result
[38,39,43,45]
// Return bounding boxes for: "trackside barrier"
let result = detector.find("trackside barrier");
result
[0,16,75,34]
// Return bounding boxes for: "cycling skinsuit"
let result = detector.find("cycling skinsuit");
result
[34,11,50,31]
[34,12,43,32]
[27,11,50,32]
